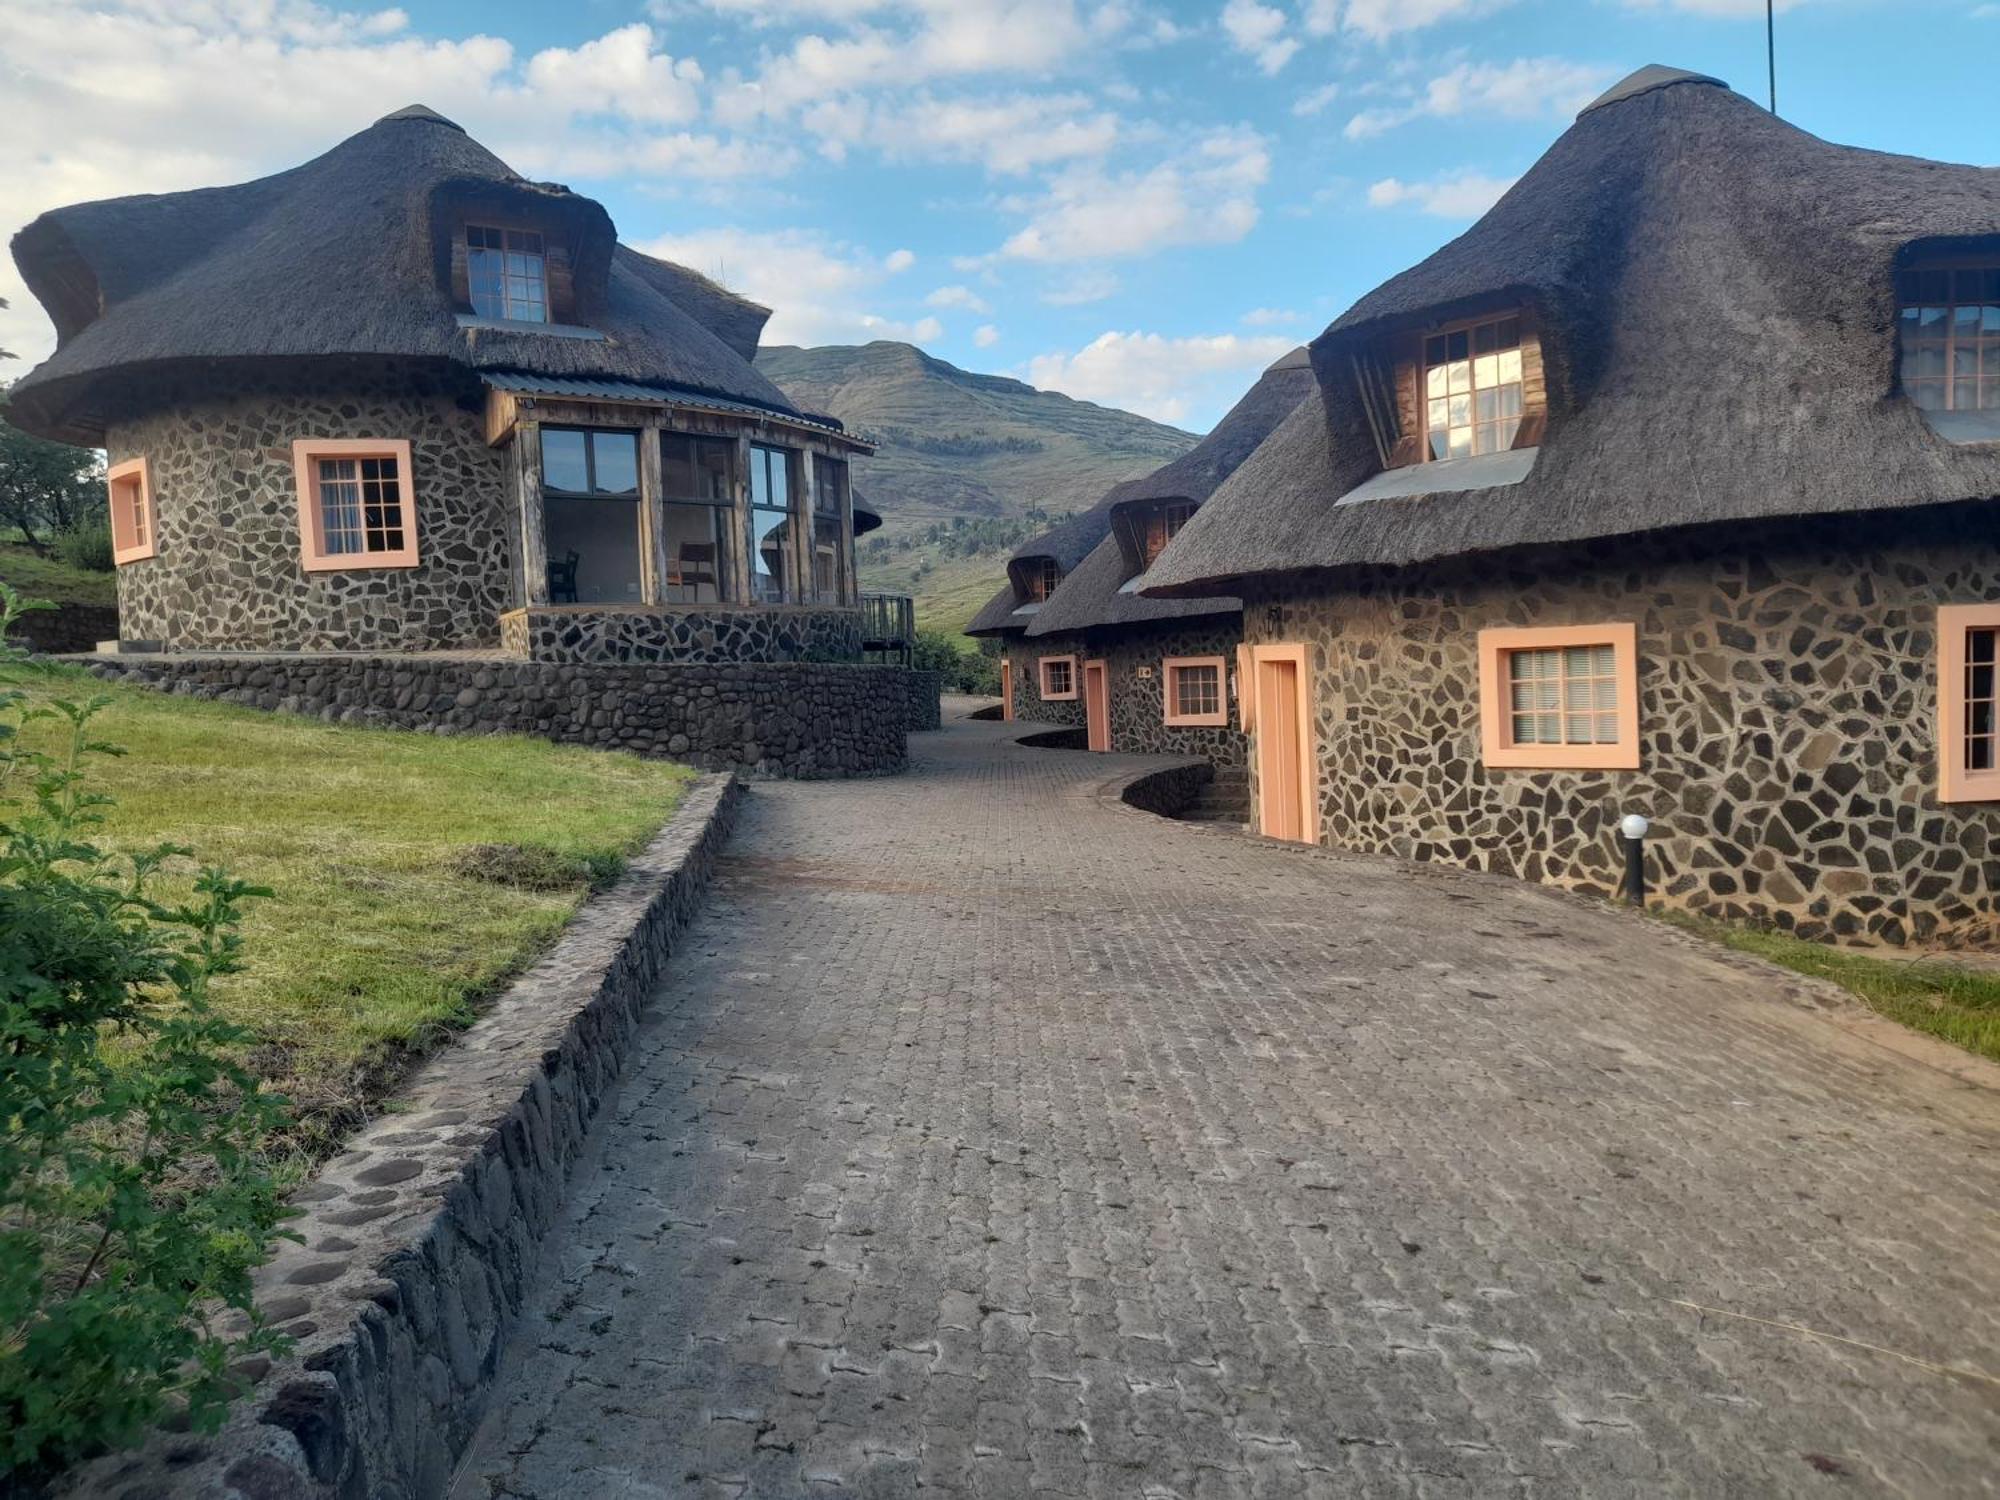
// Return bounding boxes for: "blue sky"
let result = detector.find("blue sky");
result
[3,0,1995,429]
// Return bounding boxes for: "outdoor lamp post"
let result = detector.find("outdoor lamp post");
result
[1619,813,1651,908]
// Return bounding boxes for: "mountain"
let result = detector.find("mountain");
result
[756,342,1198,636]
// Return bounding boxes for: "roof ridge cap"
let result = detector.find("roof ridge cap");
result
[1578,64,1728,119]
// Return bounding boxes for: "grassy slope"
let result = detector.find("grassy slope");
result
[0,544,118,608]
[22,668,694,1148]
[1659,910,2000,1063]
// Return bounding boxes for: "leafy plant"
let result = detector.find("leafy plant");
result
[0,385,104,554]
[51,522,114,576]
[0,584,296,1486]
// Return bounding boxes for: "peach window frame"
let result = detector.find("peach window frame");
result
[292,438,420,572]
[1477,622,1640,771]
[1162,655,1228,727]
[105,457,157,566]
[1038,653,1079,701]
[1938,602,2000,804]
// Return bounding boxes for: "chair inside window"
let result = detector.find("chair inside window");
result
[548,550,580,604]
[676,543,718,602]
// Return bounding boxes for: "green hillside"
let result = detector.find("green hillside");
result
[757,342,1196,639]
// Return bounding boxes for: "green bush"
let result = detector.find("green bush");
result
[0,585,297,1485]
[910,630,1001,695]
[52,522,114,575]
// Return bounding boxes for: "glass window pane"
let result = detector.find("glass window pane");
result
[1498,349,1522,384]
[1427,398,1449,430]
[1475,389,1497,423]
[1447,361,1471,395]
[1473,321,1497,357]
[1448,427,1472,458]
[1426,364,1447,399]
[1473,354,1498,389]
[1447,330,1469,362]
[1496,316,1520,349]
[591,432,639,496]
[542,430,590,493]
[664,501,728,603]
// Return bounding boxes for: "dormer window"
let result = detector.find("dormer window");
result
[1897,266,2000,413]
[468,225,548,324]
[1140,502,1196,567]
[1424,316,1523,460]
[1024,559,1062,602]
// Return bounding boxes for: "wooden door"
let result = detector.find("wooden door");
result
[1253,646,1314,842]
[1083,659,1111,752]
[1000,659,1014,721]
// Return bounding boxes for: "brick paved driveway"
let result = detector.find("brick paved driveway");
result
[463,717,1999,1499]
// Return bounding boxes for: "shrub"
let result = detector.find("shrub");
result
[0,585,297,1486]
[52,521,115,575]
[910,630,1002,695]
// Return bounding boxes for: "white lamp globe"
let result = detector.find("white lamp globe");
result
[1619,813,1651,841]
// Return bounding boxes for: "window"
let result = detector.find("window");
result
[747,444,796,604]
[1038,654,1078,700]
[467,225,548,324]
[105,457,156,565]
[1141,502,1197,568]
[1939,603,2000,802]
[1163,655,1227,727]
[812,455,849,605]
[292,439,418,571]
[660,433,735,604]
[1477,624,1639,770]
[1897,266,2000,413]
[1023,558,1062,602]
[542,428,638,497]
[1425,315,1524,460]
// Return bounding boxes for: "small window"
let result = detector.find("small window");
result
[1478,624,1638,770]
[106,457,156,565]
[748,444,795,604]
[1424,315,1524,460]
[292,439,418,571]
[1896,266,2000,413]
[1163,655,1227,726]
[1038,654,1078,700]
[660,433,735,604]
[1023,558,1062,602]
[1141,502,1197,568]
[542,428,638,497]
[468,225,548,324]
[1939,603,2000,802]
[812,455,849,605]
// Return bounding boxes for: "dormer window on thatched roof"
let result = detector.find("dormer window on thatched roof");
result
[1022,558,1063,602]
[1346,305,1547,474]
[1896,264,2000,416]
[468,225,549,324]
[1424,315,1525,461]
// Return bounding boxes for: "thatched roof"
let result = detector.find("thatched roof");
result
[1025,350,1312,637]
[1144,66,2000,598]
[8,105,794,445]
[964,495,1122,637]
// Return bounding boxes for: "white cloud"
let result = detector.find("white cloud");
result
[1366,170,1517,218]
[1025,330,1295,424]
[797,91,1121,175]
[521,24,703,125]
[988,127,1269,263]
[1345,57,1616,139]
[1220,0,1299,74]
[1241,307,1298,326]
[1337,0,1516,41]
[927,285,993,312]
[885,248,917,272]
[1039,270,1122,304]
[1292,82,1341,117]
[636,226,941,346]
[974,324,1002,347]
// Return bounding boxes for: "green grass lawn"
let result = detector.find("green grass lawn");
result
[0,544,119,608]
[1657,910,2000,1064]
[16,667,696,1153]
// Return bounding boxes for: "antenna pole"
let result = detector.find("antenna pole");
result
[1767,0,1777,114]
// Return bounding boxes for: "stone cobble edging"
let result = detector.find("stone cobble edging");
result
[82,653,909,779]
[68,773,745,1500]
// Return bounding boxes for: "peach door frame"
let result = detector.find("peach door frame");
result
[1251,642,1317,843]
[1000,658,1014,722]
[1083,658,1111,752]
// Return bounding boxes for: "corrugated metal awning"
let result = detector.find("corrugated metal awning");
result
[482,371,850,436]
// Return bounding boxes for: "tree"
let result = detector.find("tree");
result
[0,382,103,552]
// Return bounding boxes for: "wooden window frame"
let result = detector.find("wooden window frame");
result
[1163,655,1228,727]
[1421,311,1527,463]
[1023,558,1062,603]
[106,456,157,566]
[1895,262,2000,415]
[466,223,550,325]
[1140,501,1197,568]
[1038,654,1078,701]
[292,438,419,572]
[1938,602,2000,803]
[1478,623,1640,770]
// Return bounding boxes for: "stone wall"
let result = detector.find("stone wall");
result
[1006,622,1246,765]
[1002,641,1087,727]
[904,669,944,732]
[15,602,119,656]
[503,603,864,665]
[85,653,911,780]
[1243,508,2000,947]
[65,776,743,1500]
[106,364,514,653]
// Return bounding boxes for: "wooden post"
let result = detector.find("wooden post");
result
[731,435,755,605]
[794,449,817,606]
[637,425,666,605]
[839,458,857,608]
[513,420,548,607]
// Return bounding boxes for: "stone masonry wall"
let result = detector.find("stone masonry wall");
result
[85,654,910,780]
[1243,508,2000,947]
[106,365,513,652]
[1002,641,1086,728]
[905,669,944,732]
[504,604,863,664]
[1011,621,1247,765]
[15,603,120,656]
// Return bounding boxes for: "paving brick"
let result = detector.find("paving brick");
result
[460,720,2000,1498]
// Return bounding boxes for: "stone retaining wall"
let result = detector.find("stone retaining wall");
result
[16,602,120,656]
[1114,759,1213,818]
[904,669,944,732]
[501,603,863,665]
[84,653,910,779]
[68,774,745,1500]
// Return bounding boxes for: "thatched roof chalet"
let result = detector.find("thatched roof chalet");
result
[1144,65,2000,600]
[1024,349,1314,637]
[964,496,1122,637]
[9,105,807,446]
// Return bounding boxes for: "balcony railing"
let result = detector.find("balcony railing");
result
[860,592,915,662]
